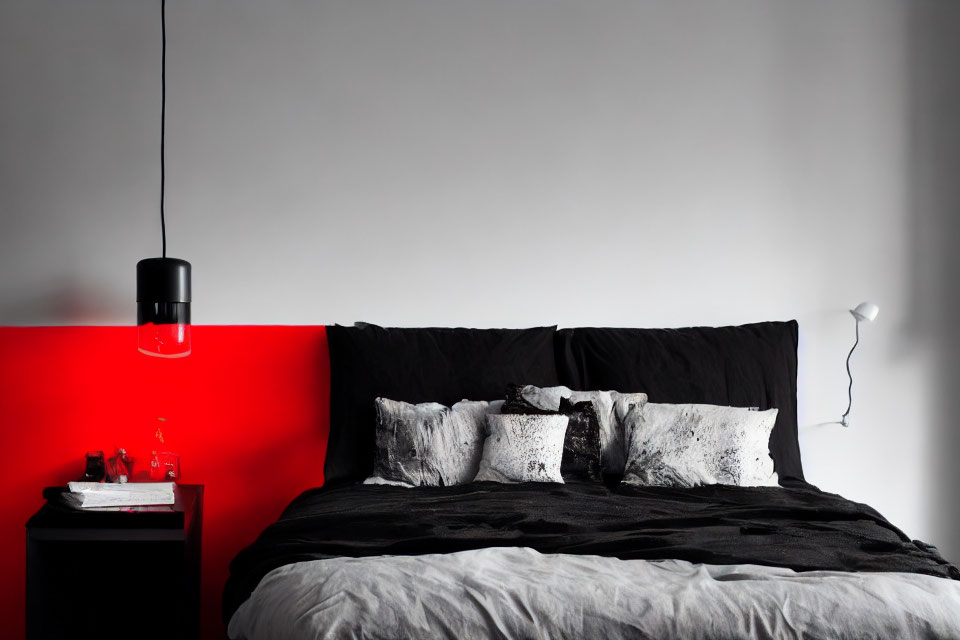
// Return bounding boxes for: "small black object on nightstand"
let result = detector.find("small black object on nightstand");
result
[26,484,203,640]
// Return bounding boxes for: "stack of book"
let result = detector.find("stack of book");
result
[65,482,176,508]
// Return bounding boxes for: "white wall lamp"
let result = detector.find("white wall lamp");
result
[840,301,880,427]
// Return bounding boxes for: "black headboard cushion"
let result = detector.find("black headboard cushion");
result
[554,321,803,481]
[324,324,560,485]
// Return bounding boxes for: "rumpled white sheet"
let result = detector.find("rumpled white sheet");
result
[228,547,960,640]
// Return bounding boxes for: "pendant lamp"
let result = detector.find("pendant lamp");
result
[138,0,191,358]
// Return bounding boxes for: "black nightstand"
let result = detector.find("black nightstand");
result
[26,484,203,640]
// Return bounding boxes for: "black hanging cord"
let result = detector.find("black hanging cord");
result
[840,317,860,427]
[160,0,167,258]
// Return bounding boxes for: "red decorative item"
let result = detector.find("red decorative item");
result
[105,448,134,483]
[151,451,180,481]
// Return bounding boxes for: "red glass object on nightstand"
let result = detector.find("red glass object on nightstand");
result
[150,451,181,481]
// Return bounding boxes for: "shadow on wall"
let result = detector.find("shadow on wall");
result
[0,279,127,325]
[906,1,960,561]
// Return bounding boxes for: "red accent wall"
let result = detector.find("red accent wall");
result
[0,326,330,640]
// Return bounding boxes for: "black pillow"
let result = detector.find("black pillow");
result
[324,324,560,484]
[554,321,803,482]
[502,384,602,482]
[502,383,555,415]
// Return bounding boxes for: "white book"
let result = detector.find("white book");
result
[68,482,175,494]
[75,493,175,507]
[66,482,176,507]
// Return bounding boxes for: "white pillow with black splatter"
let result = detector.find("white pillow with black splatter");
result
[622,403,779,488]
[366,398,504,487]
[517,385,648,475]
[474,414,569,483]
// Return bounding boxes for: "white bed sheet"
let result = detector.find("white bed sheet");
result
[229,546,960,640]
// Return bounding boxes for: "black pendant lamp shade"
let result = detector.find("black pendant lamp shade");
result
[137,258,192,357]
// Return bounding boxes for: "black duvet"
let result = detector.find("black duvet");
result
[223,480,959,624]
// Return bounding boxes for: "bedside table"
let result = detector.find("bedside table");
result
[26,484,203,640]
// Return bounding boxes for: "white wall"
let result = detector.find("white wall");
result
[2,1,958,557]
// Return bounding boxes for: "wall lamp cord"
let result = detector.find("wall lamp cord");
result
[840,317,860,427]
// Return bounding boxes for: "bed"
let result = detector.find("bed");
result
[224,321,960,640]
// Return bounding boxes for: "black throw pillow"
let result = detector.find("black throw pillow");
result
[502,384,603,482]
[324,324,560,485]
[502,383,555,415]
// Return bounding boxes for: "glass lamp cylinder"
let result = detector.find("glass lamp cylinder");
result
[137,257,192,358]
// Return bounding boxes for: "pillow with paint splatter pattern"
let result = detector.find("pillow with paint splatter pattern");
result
[509,384,648,476]
[474,413,568,483]
[502,385,602,482]
[621,403,779,488]
[366,397,503,487]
